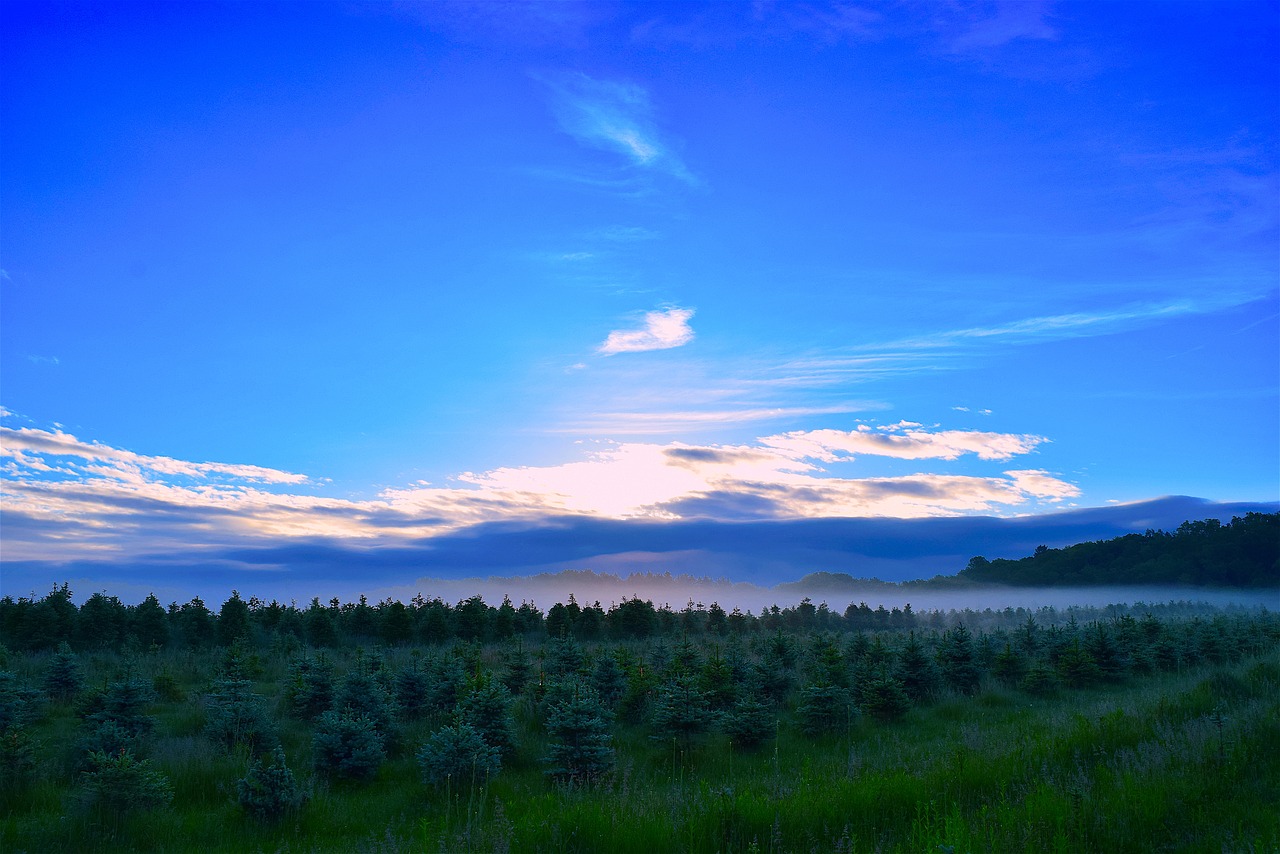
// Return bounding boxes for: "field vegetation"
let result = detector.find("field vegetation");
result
[1,579,1277,853]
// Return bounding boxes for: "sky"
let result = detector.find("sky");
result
[2,1,1277,605]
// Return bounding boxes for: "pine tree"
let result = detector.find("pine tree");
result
[418,721,501,787]
[313,710,385,780]
[334,663,394,747]
[237,747,307,821]
[204,672,277,755]
[591,650,628,710]
[1056,640,1102,689]
[650,672,713,746]
[894,632,941,703]
[286,654,334,721]
[992,642,1029,688]
[544,684,613,784]
[797,682,852,737]
[78,749,173,814]
[860,671,910,723]
[937,624,981,695]
[456,672,516,760]
[394,658,432,720]
[722,696,773,749]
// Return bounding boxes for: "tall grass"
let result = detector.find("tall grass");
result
[3,646,1277,852]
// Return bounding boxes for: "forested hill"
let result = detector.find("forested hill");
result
[957,512,1279,588]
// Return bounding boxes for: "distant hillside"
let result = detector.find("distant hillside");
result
[956,512,1279,588]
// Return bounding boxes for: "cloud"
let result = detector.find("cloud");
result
[598,307,695,355]
[540,72,696,183]
[760,423,1047,462]
[558,404,877,434]
[1,420,1079,569]
[948,1,1057,52]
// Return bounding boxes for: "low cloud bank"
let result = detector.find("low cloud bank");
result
[3,496,1273,608]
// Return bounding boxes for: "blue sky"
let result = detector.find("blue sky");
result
[2,1,1277,602]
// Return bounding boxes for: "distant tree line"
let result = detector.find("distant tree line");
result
[0,581,1268,656]
[958,512,1278,588]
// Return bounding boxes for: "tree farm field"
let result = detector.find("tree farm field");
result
[1,593,1277,853]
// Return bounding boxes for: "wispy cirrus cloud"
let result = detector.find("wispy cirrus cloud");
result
[598,307,695,355]
[539,72,696,184]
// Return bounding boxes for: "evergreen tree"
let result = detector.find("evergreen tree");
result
[84,675,155,738]
[860,671,911,723]
[0,672,41,730]
[204,671,277,755]
[334,662,395,746]
[1056,640,1102,689]
[313,710,385,780]
[43,640,85,701]
[78,749,173,815]
[992,642,1029,689]
[500,641,532,696]
[418,722,500,787]
[426,652,466,715]
[544,684,614,784]
[591,650,628,710]
[797,682,852,737]
[237,746,307,822]
[394,657,432,720]
[286,654,334,721]
[456,672,516,760]
[722,696,773,749]
[894,632,941,703]
[650,672,713,746]
[937,624,981,695]
[699,648,737,712]
[132,594,170,649]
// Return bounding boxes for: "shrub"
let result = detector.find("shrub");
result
[418,722,501,788]
[237,746,307,821]
[313,710,385,780]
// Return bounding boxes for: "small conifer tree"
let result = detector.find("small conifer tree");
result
[313,710,385,780]
[860,672,911,723]
[237,746,307,821]
[722,696,773,749]
[544,684,613,784]
[78,749,173,814]
[456,672,516,759]
[418,722,501,787]
[43,642,85,702]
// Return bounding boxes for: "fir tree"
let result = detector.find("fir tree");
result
[591,650,628,710]
[237,746,307,821]
[650,672,713,746]
[204,671,277,755]
[544,684,614,784]
[894,632,941,703]
[797,682,852,737]
[313,710,385,780]
[394,657,432,720]
[722,696,773,749]
[286,654,334,721]
[860,671,911,723]
[78,749,173,815]
[456,671,516,760]
[937,624,981,695]
[418,722,500,787]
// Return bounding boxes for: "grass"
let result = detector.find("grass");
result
[3,645,1277,853]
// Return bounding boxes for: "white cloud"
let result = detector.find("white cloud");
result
[540,72,696,183]
[2,421,1078,564]
[760,424,1046,462]
[598,307,695,355]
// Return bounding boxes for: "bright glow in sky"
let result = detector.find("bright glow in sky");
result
[1,1,1277,599]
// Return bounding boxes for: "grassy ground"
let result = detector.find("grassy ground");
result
[3,649,1277,853]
